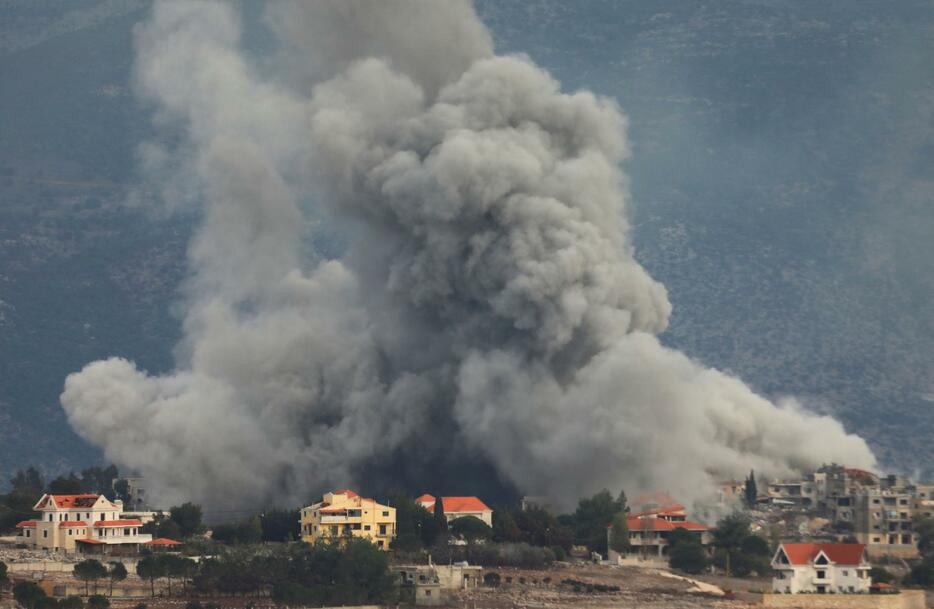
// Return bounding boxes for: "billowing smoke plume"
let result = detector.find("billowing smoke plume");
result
[61,0,875,510]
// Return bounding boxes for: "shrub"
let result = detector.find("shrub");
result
[87,595,110,609]
[483,572,501,588]
[669,540,709,574]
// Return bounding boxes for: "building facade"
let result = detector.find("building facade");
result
[16,494,151,554]
[607,504,710,562]
[771,543,871,594]
[415,495,493,527]
[300,489,396,550]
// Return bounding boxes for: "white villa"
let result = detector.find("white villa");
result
[771,542,871,594]
[16,493,153,555]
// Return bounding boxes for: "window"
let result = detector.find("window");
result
[364,525,371,531]
[124,528,130,535]
[816,570,826,579]
[379,524,387,535]
[330,526,338,536]
[43,530,48,538]
[382,511,389,517]
[842,570,848,576]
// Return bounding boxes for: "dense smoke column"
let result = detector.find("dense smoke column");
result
[61,0,874,511]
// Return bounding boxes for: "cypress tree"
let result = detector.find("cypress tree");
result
[745,470,758,508]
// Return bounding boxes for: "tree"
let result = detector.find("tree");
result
[87,595,110,609]
[387,493,437,551]
[712,514,752,576]
[914,516,934,558]
[137,556,165,597]
[870,566,894,584]
[74,560,108,596]
[49,474,85,495]
[491,510,521,543]
[60,596,84,609]
[668,527,702,550]
[745,470,758,508]
[433,495,448,537]
[13,581,45,609]
[108,562,127,597]
[0,560,8,592]
[169,503,203,538]
[608,512,629,554]
[10,468,43,493]
[450,516,493,543]
[669,539,709,574]
[907,558,934,588]
[113,479,132,506]
[80,466,119,497]
[260,509,300,542]
[570,489,626,553]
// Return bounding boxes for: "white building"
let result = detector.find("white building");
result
[416,495,493,527]
[771,542,871,594]
[16,494,152,555]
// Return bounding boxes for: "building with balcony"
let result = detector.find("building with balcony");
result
[607,504,710,562]
[415,495,493,527]
[300,489,396,550]
[15,494,152,555]
[771,543,871,594]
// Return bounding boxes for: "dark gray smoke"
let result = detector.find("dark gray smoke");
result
[61,0,874,510]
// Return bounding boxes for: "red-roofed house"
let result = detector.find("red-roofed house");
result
[416,495,493,527]
[16,494,153,554]
[771,542,871,593]
[607,503,710,563]
[299,490,396,550]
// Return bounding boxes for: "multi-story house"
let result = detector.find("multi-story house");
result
[415,495,493,527]
[15,494,152,555]
[847,489,920,558]
[771,543,871,594]
[300,490,396,550]
[607,504,710,562]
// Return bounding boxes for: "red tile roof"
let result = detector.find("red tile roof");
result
[59,521,87,528]
[320,507,348,513]
[418,495,491,513]
[36,494,103,509]
[631,504,686,518]
[145,538,182,546]
[76,538,105,545]
[779,543,866,566]
[332,489,359,498]
[625,517,708,532]
[16,520,37,528]
[92,519,142,527]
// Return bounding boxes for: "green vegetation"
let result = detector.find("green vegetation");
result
[87,595,110,609]
[565,489,628,554]
[608,512,629,554]
[906,516,934,588]
[744,470,758,508]
[107,562,127,596]
[870,566,894,584]
[711,514,771,577]
[388,493,438,551]
[449,515,492,543]
[73,560,107,596]
[667,527,709,574]
[13,581,45,609]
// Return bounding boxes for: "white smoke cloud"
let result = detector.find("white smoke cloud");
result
[61,0,874,510]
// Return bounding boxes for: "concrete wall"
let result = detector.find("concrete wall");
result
[762,590,925,609]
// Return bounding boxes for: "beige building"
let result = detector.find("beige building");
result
[16,494,151,554]
[415,495,493,527]
[300,489,396,550]
[607,504,710,562]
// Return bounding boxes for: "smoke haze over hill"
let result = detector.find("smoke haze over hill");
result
[60,0,875,510]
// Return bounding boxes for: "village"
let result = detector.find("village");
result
[1,464,933,609]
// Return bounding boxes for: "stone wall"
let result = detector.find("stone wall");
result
[762,590,925,609]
